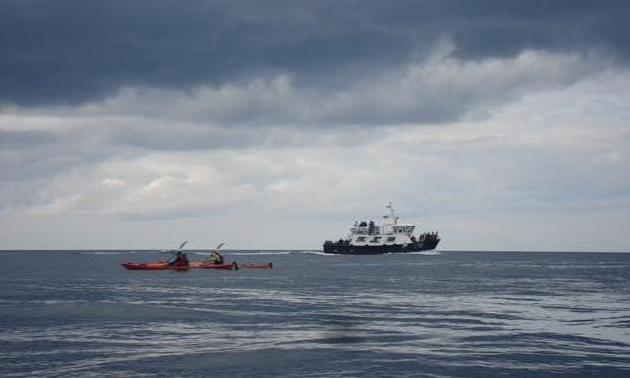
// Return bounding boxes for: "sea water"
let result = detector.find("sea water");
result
[1,250,629,377]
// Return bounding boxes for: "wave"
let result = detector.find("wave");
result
[408,251,441,255]
[192,251,291,256]
[297,250,338,256]
[230,251,292,256]
[79,251,126,255]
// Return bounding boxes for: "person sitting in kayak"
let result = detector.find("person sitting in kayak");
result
[169,251,189,266]
[206,250,224,265]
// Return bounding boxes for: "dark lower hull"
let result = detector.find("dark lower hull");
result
[323,236,440,255]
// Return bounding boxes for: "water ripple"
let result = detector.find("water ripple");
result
[1,251,630,377]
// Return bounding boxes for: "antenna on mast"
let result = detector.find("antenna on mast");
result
[385,201,398,225]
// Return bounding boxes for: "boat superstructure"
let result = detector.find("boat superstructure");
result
[323,203,440,254]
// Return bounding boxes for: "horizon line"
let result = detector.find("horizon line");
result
[1,249,629,253]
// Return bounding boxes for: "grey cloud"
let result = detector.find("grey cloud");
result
[1,0,629,106]
[67,48,605,129]
[1,129,61,148]
[108,123,258,151]
[1,129,74,182]
[0,126,136,209]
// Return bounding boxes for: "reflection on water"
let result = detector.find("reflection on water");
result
[0,251,629,377]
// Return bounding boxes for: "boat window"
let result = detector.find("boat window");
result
[356,236,367,242]
[387,236,396,242]
[370,236,382,243]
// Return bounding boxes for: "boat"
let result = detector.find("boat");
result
[121,262,188,271]
[121,242,270,271]
[121,261,239,271]
[323,202,440,254]
[189,261,239,270]
[122,241,192,270]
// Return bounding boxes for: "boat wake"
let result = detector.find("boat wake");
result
[224,251,291,256]
[80,251,126,255]
[298,251,338,256]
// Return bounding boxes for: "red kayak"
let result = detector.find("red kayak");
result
[189,261,239,270]
[121,262,188,271]
[240,262,273,269]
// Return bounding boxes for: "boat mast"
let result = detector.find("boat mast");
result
[385,201,398,225]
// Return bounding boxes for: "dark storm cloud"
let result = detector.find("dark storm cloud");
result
[1,0,628,106]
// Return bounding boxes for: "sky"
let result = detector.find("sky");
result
[1,0,629,251]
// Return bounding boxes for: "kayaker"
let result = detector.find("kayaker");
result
[169,251,189,266]
[206,250,224,265]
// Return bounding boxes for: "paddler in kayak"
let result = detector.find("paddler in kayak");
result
[205,242,225,265]
[206,250,224,265]
[168,251,189,267]
[164,241,190,267]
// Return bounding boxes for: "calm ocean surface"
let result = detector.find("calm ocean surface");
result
[1,250,629,377]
